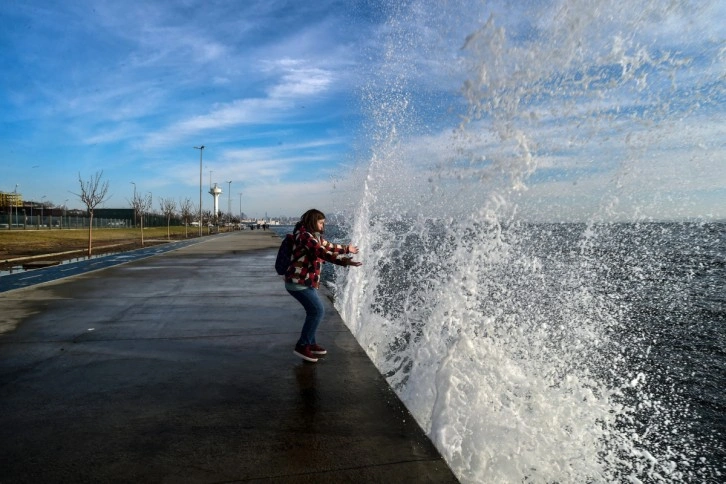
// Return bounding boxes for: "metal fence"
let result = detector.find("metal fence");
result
[0,214,132,229]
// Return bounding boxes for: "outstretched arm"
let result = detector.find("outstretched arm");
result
[320,239,362,266]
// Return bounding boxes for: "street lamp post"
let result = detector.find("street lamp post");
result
[194,146,205,236]
[238,192,243,222]
[227,181,232,228]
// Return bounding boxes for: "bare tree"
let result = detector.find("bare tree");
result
[132,192,153,246]
[159,197,176,240]
[73,171,110,256]
[179,198,194,238]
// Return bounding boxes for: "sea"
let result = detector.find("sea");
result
[273,221,724,482]
[274,0,724,481]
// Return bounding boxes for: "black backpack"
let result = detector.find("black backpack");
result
[275,233,294,275]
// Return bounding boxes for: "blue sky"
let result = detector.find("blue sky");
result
[1,0,379,217]
[2,0,724,221]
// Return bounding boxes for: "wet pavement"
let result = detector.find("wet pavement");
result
[0,231,458,483]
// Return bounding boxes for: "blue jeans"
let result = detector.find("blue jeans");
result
[287,287,325,347]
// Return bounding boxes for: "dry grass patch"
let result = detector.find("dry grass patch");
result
[0,227,202,263]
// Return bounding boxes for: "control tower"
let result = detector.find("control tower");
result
[209,183,223,217]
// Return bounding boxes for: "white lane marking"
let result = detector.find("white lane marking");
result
[18,274,43,280]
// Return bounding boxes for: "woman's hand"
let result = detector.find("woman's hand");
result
[347,244,359,254]
[339,257,362,267]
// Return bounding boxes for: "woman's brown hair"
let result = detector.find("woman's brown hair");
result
[300,209,325,233]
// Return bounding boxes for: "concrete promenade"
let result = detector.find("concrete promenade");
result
[0,231,458,483]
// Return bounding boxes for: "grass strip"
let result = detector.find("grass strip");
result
[0,227,205,259]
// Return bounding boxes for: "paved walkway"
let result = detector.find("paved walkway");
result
[0,231,458,483]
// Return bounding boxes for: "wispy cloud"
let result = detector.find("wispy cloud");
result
[141,58,336,148]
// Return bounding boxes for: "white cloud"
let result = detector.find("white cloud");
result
[140,56,337,148]
[266,66,334,98]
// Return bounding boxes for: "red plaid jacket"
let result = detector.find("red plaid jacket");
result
[284,225,351,288]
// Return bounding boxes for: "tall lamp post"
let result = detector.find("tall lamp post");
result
[227,180,232,227]
[194,145,205,236]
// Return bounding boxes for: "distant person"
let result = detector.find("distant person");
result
[285,209,362,363]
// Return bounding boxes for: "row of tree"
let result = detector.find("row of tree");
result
[64,171,265,257]
[76,171,210,257]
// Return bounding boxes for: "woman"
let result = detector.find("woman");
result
[285,209,362,362]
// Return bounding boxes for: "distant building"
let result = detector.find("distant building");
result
[94,208,134,219]
[0,192,22,210]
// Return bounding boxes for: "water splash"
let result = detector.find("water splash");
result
[336,0,723,482]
